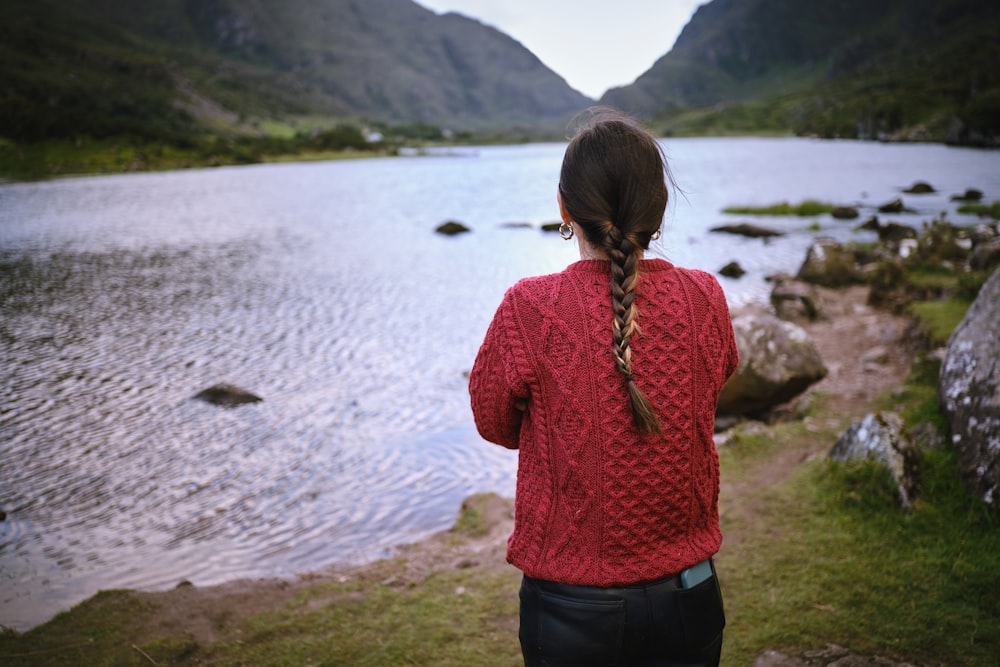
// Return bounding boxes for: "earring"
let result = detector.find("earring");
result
[559,221,574,240]
[651,229,662,241]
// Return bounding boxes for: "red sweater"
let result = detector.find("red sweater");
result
[469,259,738,586]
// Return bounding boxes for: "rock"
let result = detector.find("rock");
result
[856,215,880,232]
[710,223,784,238]
[500,222,533,229]
[877,198,910,214]
[950,188,983,202]
[969,222,998,246]
[756,644,927,667]
[903,181,935,194]
[829,412,918,508]
[795,237,861,287]
[860,345,889,370]
[876,222,917,243]
[435,220,471,235]
[969,236,1000,272]
[194,383,263,407]
[717,313,828,416]
[830,206,859,220]
[769,276,822,322]
[719,261,746,278]
[938,266,1000,506]
[540,221,563,233]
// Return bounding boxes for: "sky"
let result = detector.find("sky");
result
[414,1,707,100]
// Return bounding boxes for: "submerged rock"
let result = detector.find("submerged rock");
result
[877,198,913,214]
[435,220,471,235]
[717,313,828,416]
[194,383,263,407]
[830,206,859,220]
[903,181,935,194]
[719,261,746,278]
[938,266,1000,506]
[950,188,983,202]
[710,223,784,238]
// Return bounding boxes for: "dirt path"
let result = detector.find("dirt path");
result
[128,285,916,663]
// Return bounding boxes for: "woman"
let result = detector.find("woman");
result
[469,108,739,666]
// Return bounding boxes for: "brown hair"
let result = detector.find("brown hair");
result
[558,108,672,434]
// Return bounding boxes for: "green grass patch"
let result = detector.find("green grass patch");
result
[723,200,836,216]
[956,201,1000,219]
[718,435,1000,666]
[908,298,972,347]
[204,569,523,667]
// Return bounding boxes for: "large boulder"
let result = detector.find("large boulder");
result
[717,313,828,416]
[938,267,1000,506]
[795,237,861,287]
[829,412,919,508]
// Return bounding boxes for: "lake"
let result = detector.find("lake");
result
[1,137,998,630]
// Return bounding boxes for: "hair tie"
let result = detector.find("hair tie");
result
[623,375,634,383]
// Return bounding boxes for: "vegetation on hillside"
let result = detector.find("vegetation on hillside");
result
[605,0,1000,146]
[0,0,587,179]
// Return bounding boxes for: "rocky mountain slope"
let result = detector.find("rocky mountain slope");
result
[0,0,592,144]
[602,0,999,144]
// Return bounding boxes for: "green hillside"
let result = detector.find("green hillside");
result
[0,0,592,177]
[601,0,1000,145]
[3,0,997,179]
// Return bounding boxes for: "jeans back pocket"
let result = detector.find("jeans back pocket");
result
[529,590,626,665]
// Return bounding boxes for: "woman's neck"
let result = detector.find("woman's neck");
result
[577,237,643,262]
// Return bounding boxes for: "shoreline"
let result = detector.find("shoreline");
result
[7,285,911,634]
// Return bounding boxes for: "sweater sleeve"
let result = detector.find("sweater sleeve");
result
[469,290,529,449]
[714,279,740,381]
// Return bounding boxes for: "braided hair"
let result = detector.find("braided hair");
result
[558,108,672,434]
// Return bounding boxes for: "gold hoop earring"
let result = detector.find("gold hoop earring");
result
[559,221,574,240]
[651,229,662,241]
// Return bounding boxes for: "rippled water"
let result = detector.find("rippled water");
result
[2,138,998,630]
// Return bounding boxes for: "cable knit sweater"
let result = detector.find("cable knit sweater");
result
[469,259,739,586]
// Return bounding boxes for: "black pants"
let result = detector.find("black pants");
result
[518,562,725,667]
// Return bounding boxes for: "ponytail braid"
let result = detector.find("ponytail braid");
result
[559,107,673,435]
[605,227,662,434]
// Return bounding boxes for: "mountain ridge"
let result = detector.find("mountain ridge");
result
[1,0,997,174]
[602,0,999,144]
[0,0,592,145]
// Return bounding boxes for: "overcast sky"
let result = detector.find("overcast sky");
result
[414,0,707,99]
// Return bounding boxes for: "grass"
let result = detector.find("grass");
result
[723,200,837,216]
[908,298,972,347]
[203,570,522,666]
[717,373,999,666]
[720,446,999,666]
[956,201,1000,219]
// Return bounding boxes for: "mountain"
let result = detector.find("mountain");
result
[601,0,1000,145]
[0,0,592,145]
